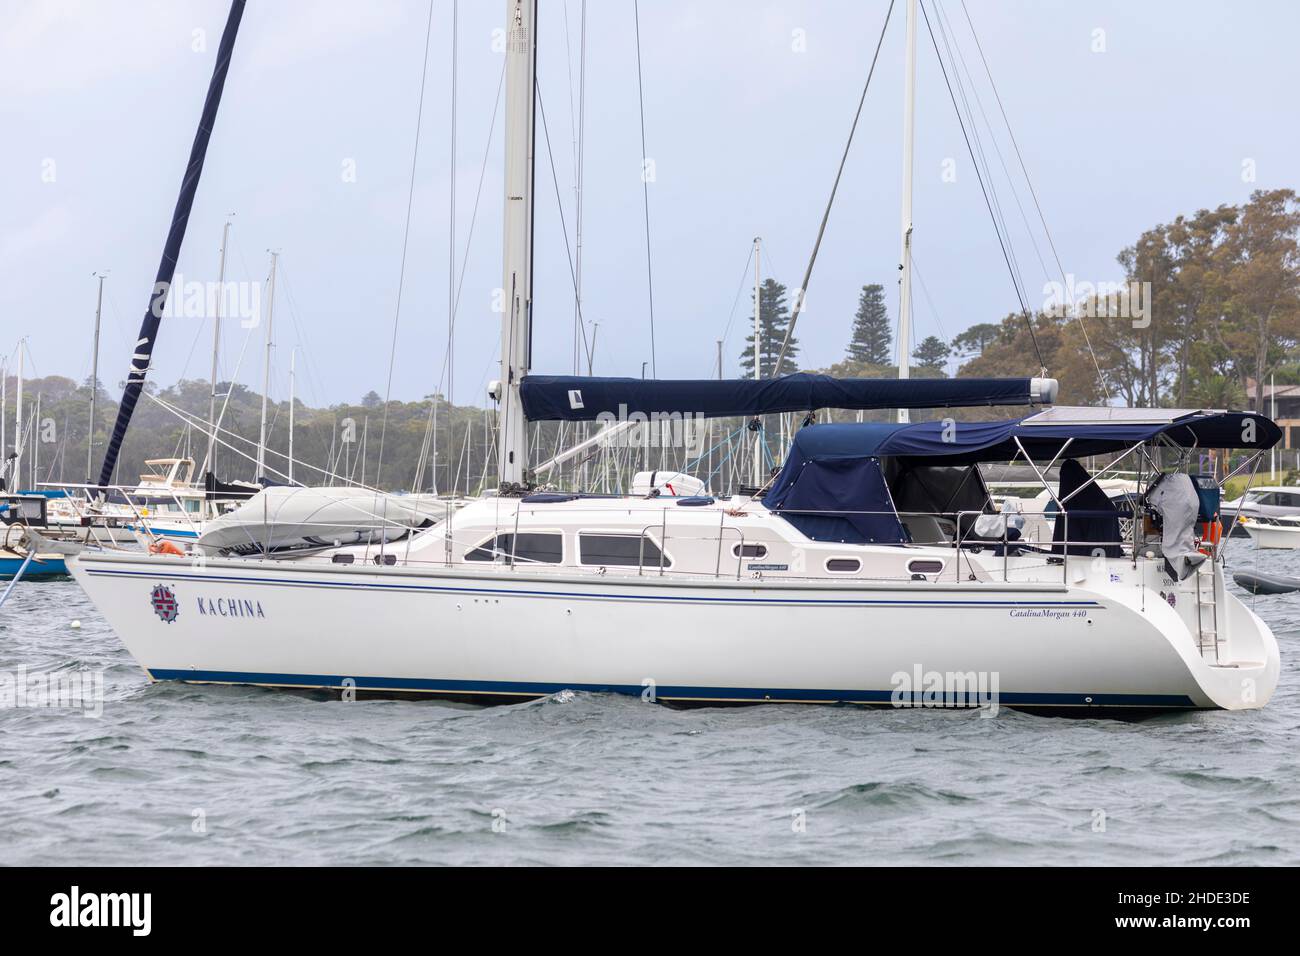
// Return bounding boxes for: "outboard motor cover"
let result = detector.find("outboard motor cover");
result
[1147,473,1208,581]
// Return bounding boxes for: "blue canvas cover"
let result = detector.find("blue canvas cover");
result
[761,412,1278,546]
[1051,459,1123,557]
[772,412,1279,465]
[520,373,1044,422]
[762,437,906,545]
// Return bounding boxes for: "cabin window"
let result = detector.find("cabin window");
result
[578,533,671,568]
[465,532,563,564]
[907,559,945,575]
[732,543,768,559]
[825,558,861,573]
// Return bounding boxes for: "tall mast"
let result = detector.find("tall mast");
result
[256,250,278,482]
[288,347,296,484]
[96,0,246,490]
[203,218,231,480]
[896,0,917,425]
[752,236,762,487]
[13,346,23,479]
[32,391,41,488]
[87,273,104,481]
[1,357,6,484]
[497,0,538,487]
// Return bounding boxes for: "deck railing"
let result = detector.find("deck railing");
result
[74,490,1178,588]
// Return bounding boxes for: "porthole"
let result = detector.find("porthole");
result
[733,543,768,559]
[907,559,945,574]
[825,558,861,573]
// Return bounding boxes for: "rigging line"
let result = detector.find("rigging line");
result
[447,0,458,409]
[423,0,460,495]
[908,254,951,347]
[273,261,327,419]
[562,1,579,175]
[917,0,1045,372]
[715,244,757,374]
[958,0,1109,403]
[535,81,593,370]
[774,0,896,375]
[930,4,1028,311]
[931,11,1025,303]
[572,0,588,375]
[632,0,657,376]
[374,0,436,489]
[935,0,1048,284]
[209,322,257,472]
[933,3,1042,311]
[414,59,509,488]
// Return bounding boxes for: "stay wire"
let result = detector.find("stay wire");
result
[918,0,1045,372]
[774,0,897,374]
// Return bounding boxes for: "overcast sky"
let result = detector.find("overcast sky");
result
[2,0,1297,412]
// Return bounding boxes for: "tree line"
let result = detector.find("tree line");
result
[745,188,1299,418]
[5,190,1296,493]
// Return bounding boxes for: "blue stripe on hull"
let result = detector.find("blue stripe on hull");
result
[146,669,1197,709]
[84,567,1101,609]
[125,525,200,539]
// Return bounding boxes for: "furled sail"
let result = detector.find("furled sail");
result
[519,372,1059,422]
[96,0,246,490]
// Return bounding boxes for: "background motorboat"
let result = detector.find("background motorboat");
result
[1239,514,1300,549]
[1221,485,1300,535]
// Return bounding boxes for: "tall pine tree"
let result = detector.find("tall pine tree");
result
[912,335,950,372]
[847,283,891,365]
[740,278,799,378]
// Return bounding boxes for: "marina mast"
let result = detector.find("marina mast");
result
[87,274,104,482]
[497,0,538,486]
[896,0,917,424]
[256,250,278,483]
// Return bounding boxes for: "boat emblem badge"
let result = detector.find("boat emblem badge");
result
[150,584,179,623]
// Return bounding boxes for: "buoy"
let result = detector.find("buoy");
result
[148,539,186,557]
[70,620,81,629]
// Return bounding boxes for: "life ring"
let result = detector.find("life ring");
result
[148,539,186,557]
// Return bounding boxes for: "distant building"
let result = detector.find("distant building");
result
[1247,380,1300,448]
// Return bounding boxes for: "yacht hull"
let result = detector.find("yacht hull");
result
[69,551,1278,714]
[1241,521,1300,549]
[1,551,69,580]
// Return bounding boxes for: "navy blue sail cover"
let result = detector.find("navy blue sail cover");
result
[520,373,1045,421]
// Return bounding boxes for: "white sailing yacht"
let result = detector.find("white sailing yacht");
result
[70,0,1281,713]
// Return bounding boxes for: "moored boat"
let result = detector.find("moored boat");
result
[1239,515,1300,549]
[65,0,1285,717]
[72,407,1283,713]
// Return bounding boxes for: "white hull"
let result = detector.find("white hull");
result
[70,550,1278,713]
[1241,521,1300,549]
[127,521,202,549]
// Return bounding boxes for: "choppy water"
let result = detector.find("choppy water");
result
[2,537,1298,866]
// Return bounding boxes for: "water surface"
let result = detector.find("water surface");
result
[1,537,1296,865]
